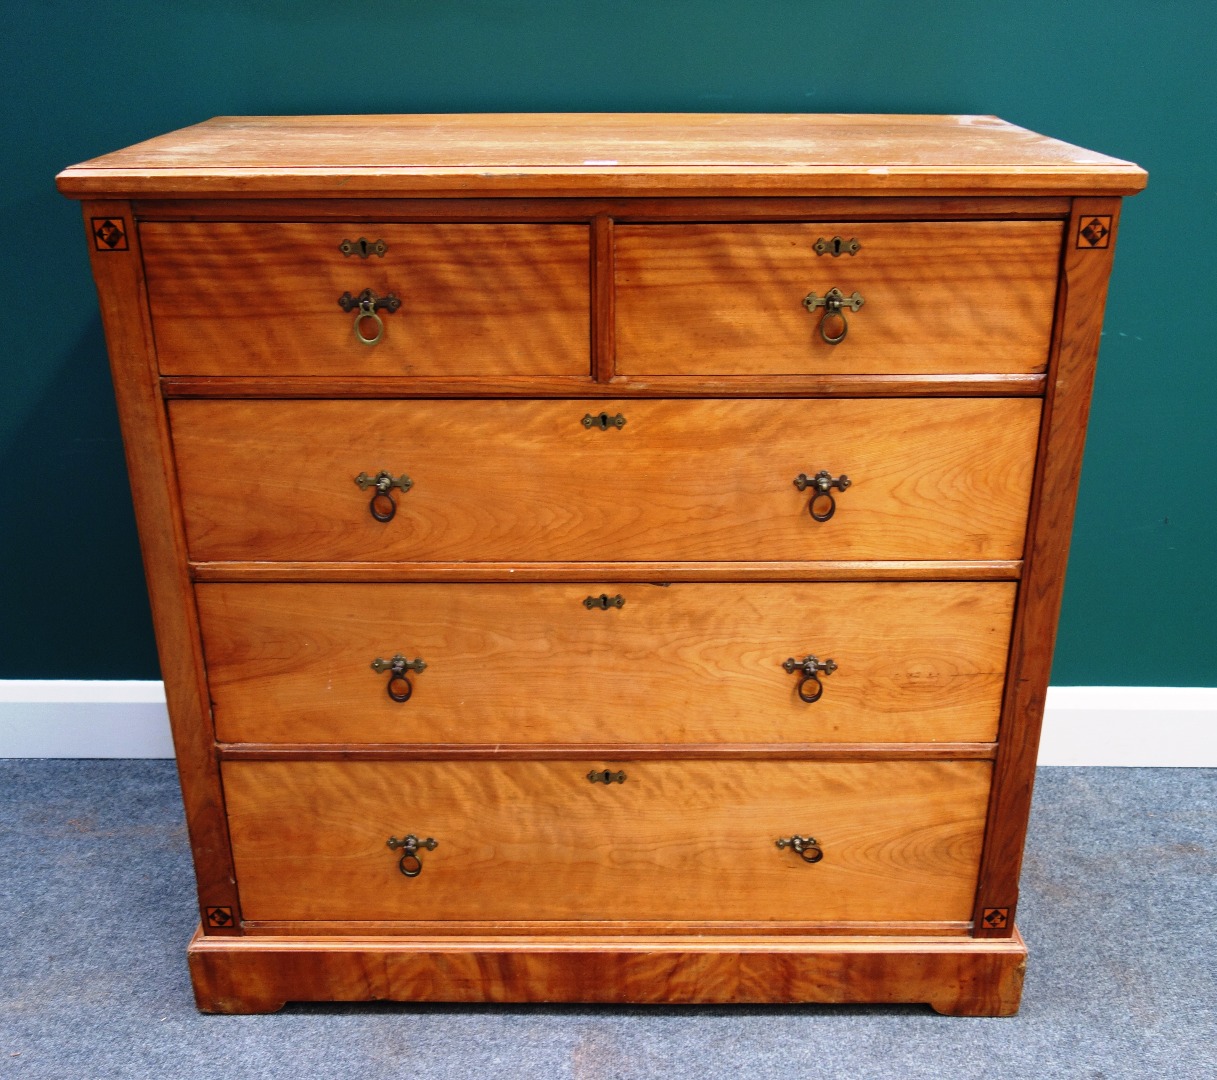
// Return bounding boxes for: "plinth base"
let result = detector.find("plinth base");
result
[187,927,1026,1016]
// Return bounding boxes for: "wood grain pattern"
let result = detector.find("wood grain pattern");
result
[188,927,1026,1014]
[972,197,1124,936]
[79,202,241,931]
[169,397,1042,563]
[616,222,1062,375]
[56,114,1146,199]
[141,221,589,377]
[221,760,991,923]
[197,581,1015,744]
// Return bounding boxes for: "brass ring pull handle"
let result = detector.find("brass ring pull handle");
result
[338,289,401,346]
[802,288,864,345]
[784,655,837,703]
[776,835,824,864]
[387,834,437,877]
[386,673,412,702]
[355,471,413,522]
[372,654,427,702]
[793,470,851,522]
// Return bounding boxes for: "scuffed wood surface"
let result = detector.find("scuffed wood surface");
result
[57,114,1147,198]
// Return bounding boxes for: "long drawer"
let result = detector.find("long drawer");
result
[141,222,591,377]
[199,581,1014,745]
[615,221,1062,375]
[170,398,1041,563]
[223,760,991,923]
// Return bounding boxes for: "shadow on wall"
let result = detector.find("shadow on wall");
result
[0,314,159,679]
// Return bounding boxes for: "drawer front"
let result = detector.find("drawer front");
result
[141,222,590,376]
[171,398,1040,563]
[200,581,1014,745]
[223,760,991,923]
[615,221,1063,376]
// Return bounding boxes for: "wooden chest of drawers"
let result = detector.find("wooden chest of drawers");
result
[58,114,1145,1015]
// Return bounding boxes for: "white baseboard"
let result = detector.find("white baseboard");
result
[1034,686,1217,766]
[0,681,1215,765]
[0,681,174,759]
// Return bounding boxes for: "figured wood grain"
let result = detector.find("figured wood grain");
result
[222,760,991,923]
[616,222,1062,375]
[141,221,589,377]
[169,397,1042,563]
[197,581,1015,744]
[972,198,1124,936]
[55,114,1146,199]
[188,927,1026,1015]
[79,201,241,930]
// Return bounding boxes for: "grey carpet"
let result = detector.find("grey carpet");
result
[0,761,1213,1080]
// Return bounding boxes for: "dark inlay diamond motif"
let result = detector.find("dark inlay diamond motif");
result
[1077,216,1112,249]
[981,907,1010,929]
[205,906,234,928]
[91,217,128,251]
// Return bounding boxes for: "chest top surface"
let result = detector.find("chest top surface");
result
[56,113,1146,199]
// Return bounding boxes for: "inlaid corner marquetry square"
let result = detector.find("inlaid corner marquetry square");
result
[205,905,234,928]
[91,217,128,251]
[1076,215,1112,249]
[981,907,1011,930]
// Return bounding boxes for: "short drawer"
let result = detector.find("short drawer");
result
[223,760,991,923]
[170,397,1041,563]
[200,581,1014,745]
[615,221,1063,376]
[141,222,590,376]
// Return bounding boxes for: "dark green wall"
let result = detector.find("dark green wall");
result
[3,1,1212,684]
